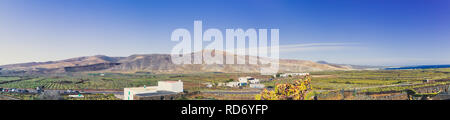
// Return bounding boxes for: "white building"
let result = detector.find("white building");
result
[124,80,183,100]
[249,79,260,84]
[68,94,85,98]
[124,87,157,100]
[238,77,251,83]
[226,82,240,87]
[239,77,259,83]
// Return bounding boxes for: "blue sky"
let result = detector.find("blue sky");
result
[0,0,449,66]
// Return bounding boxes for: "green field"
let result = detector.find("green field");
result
[0,77,22,82]
[0,73,268,91]
[262,68,450,93]
[1,68,449,95]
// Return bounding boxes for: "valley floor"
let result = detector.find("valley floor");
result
[0,68,449,100]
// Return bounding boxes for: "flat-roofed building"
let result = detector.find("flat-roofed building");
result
[238,77,251,83]
[124,86,158,100]
[226,82,240,87]
[239,77,259,83]
[123,80,183,100]
[249,79,260,84]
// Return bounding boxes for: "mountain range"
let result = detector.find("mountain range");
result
[0,50,352,74]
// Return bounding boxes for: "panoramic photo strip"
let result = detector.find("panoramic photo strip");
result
[1,0,449,119]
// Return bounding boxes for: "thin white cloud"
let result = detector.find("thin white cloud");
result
[280,42,360,48]
[278,43,359,53]
[225,42,359,54]
[170,42,360,60]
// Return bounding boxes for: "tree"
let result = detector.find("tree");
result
[255,75,313,100]
[211,80,218,88]
[275,73,281,78]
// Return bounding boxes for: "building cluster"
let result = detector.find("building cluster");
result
[206,76,265,89]
[276,73,310,78]
[1,87,80,96]
[124,80,183,100]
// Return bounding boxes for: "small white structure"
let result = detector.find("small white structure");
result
[68,94,85,98]
[239,77,251,83]
[202,82,213,88]
[217,83,225,87]
[249,79,260,84]
[239,77,259,83]
[250,84,265,89]
[226,82,240,87]
[124,80,183,100]
[279,73,310,77]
